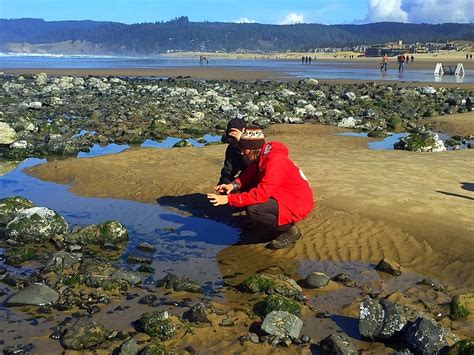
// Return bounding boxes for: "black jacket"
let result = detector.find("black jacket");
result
[218,144,248,185]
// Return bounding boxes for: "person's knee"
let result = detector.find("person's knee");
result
[247,204,259,219]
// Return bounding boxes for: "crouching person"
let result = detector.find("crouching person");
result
[207,128,314,249]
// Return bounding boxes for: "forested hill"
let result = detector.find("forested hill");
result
[1,17,473,54]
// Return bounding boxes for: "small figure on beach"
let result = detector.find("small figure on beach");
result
[301,56,305,64]
[308,56,312,64]
[381,53,388,71]
[199,55,209,65]
[208,128,314,249]
[218,118,248,185]
[398,55,405,72]
[411,55,415,63]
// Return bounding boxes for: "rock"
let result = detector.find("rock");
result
[305,272,330,289]
[338,116,357,128]
[6,283,59,306]
[2,343,34,354]
[140,341,167,355]
[139,311,178,340]
[156,273,202,293]
[394,132,446,152]
[6,206,67,243]
[28,101,42,110]
[110,269,142,286]
[183,302,210,324]
[404,317,448,355]
[0,122,18,144]
[241,273,302,297]
[119,338,140,355]
[173,139,192,148]
[61,318,111,350]
[332,273,357,287]
[379,299,412,339]
[342,92,357,101]
[67,220,128,245]
[450,293,474,320]
[137,242,156,252]
[127,254,153,264]
[418,86,437,95]
[261,310,303,339]
[0,196,36,226]
[359,296,384,339]
[261,294,302,316]
[320,333,357,355]
[35,73,48,85]
[45,250,81,270]
[375,257,402,276]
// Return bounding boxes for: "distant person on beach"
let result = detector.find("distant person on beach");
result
[398,55,405,72]
[466,54,469,60]
[382,54,388,71]
[208,128,314,249]
[302,56,305,64]
[411,55,415,63]
[308,56,312,64]
[217,118,248,185]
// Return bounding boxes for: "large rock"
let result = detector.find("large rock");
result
[359,297,384,339]
[156,273,202,293]
[0,122,18,144]
[67,221,128,245]
[261,311,303,339]
[394,132,446,152]
[0,196,36,226]
[139,311,178,340]
[375,257,402,276]
[241,273,302,297]
[61,318,111,350]
[261,294,302,316]
[305,272,330,289]
[6,283,59,306]
[378,299,412,339]
[6,207,68,243]
[404,317,448,354]
[450,293,474,320]
[110,269,141,286]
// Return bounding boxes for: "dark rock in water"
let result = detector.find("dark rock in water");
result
[139,311,178,340]
[305,271,330,289]
[127,254,153,265]
[448,339,474,355]
[6,207,68,243]
[261,310,303,339]
[332,273,357,287]
[45,250,81,270]
[183,302,210,324]
[173,139,192,148]
[359,296,384,340]
[261,294,302,317]
[2,273,30,287]
[67,220,128,245]
[240,273,302,297]
[6,283,59,306]
[2,343,34,355]
[450,293,473,320]
[0,196,36,226]
[156,273,202,293]
[404,317,448,355]
[60,318,111,350]
[139,294,157,306]
[139,264,155,273]
[375,257,402,276]
[119,338,140,355]
[137,242,156,252]
[320,333,357,355]
[110,269,141,286]
[140,341,167,355]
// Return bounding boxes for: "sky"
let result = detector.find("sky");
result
[1,0,473,25]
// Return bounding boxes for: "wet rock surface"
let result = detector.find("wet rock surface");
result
[261,310,303,339]
[5,283,59,306]
[319,333,357,355]
[156,273,202,293]
[60,318,112,350]
[305,271,331,288]
[240,273,303,297]
[404,317,449,354]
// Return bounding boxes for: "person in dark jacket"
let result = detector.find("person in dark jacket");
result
[218,118,248,185]
[208,128,314,249]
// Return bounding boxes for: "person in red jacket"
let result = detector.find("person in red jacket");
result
[207,128,314,249]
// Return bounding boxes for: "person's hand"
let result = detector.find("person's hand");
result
[228,128,243,142]
[207,193,229,206]
[214,183,234,195]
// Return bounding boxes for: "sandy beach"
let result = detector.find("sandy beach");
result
[27,113,474,291]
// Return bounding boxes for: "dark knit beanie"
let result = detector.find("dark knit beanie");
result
[226,118,246,136]
[239,128,265,150]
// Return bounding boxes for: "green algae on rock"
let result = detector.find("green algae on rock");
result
[260,294,302,317]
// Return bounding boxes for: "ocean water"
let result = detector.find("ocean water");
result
[0,53,472,83]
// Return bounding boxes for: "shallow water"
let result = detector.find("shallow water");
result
[336,132,409,150]
[1,54,472,83]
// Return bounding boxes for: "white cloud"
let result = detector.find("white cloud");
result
[367,0,408,22]
[279,13,305,25]
[235,17,256,24]
[365,0,474,23]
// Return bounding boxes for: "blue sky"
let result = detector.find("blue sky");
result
[1,0,473,24]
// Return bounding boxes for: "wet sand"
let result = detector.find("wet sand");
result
[27,114,474,291]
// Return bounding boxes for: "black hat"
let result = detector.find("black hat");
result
[222,118,246,143]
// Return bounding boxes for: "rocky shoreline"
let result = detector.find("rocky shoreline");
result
[1,196,473,353]
[0,73,473,160]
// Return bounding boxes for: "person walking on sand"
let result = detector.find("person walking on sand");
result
[208,128,314,249]
[217,118,248,185]
[382,53,388,71]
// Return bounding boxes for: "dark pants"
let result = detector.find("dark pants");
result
[246,198,292,233]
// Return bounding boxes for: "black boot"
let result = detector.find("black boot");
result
[266,225,302,249]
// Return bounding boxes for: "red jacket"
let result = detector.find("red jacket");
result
[228,141,314,225]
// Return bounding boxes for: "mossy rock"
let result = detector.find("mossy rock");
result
[367,131,389,138]
[448,339,474,355]
[450,293,474,320]
[139,311,178,341]
[0,196,36,226]
[260,294,302,317]
[5,245,37,265]
[387,116,405,132]
[60,319,111,350]
[241,273,302,297]
[67,221,128,245]
[6,207,68,243]
[393,132,440,152]
[172,139,192,148]
[141,341,168,355]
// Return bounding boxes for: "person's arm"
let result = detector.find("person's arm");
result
[218,145,239,185]
[229,154,289,208]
